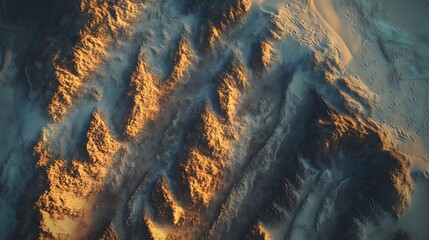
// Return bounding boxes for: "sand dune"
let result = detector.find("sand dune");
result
[0,0,428,239]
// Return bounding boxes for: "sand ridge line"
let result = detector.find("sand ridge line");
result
[311,0,362,67]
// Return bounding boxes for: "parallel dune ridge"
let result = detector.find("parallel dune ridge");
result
[0,0,427,239]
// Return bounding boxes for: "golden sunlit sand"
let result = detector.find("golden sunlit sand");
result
[0,0,428,239]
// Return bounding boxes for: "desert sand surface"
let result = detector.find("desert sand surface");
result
[0,0,428,239]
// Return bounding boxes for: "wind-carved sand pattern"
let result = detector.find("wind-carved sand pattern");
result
[0,0,428,239]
